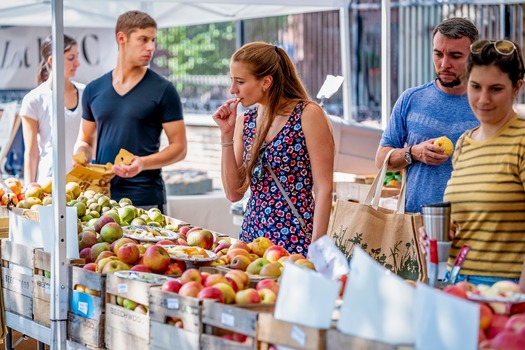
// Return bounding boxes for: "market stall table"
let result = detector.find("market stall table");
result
[166,190,239,238]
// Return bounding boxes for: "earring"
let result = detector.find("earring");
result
[263,87,266,92]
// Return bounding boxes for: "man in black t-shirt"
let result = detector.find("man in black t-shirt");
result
[75,10,187,210]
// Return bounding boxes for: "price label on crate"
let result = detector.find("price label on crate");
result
[166,298,179,310]
[291,325,306,346]
[78,301,88,315]
[118,283,128,294]
[45,283,51,294]
[221,312,235,327]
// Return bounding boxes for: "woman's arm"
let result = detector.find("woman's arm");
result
[21,116,40,184]
[302,103,335,241]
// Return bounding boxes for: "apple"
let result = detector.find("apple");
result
[442,285,468,299]
[180,268,202,284]
[225,270,250,290]
[225,276,240,293]
[5,177,23,195]
[235,288,261,304]
[143,245,171,273]
[226,249,251,264]
[200,271,210,285]
[479,303,494,330]
[163,262,184,276]
[95,250,116,263]
[162,279,183,294]
[259,262,282,277]
[505,314,525,332]
[246,257,271,275]
[178,281,204,298]
[156,239,176,246]
[175,238,188,246]
[491,330,525,349]
[75,284,86,292]
[96,256,119,272]
[123,298,137,310]
[130,264,152,273]
[100,222,124,244]
[294,259,315,270]
[178,226,192,238]
[232,333,248,343]
[257,288,277,304]
[1,193,18,206]
[134,304,148,314]
[230,255,251,271]
[79,247,92,263]
[492,280,522,294]
[256,279,279,295]
[85,288,100,296]
[263,245,289,262]
[66,182,81,199]
[83,263,98,272]
[112,237,138,254]
[89,242,111,262]
[228,241,251,253]
[187,229,214,250]
[487,314,510,339]
[214,242,232,254]
[213,283,236,304]
[204,274,230,287]
[78,230,98,250]
[93,214,116,233]
[197,287,225,303]
[250,237,273,257]
[456,280,476,292]
[117,243,140,265]
[102,260,130,274]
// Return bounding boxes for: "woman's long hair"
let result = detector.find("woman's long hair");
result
[37,34,77,85]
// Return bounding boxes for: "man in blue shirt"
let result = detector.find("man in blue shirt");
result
[75,10,187,211]
[376,18,479,213]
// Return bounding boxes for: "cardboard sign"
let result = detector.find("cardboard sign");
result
[66,162,114,197]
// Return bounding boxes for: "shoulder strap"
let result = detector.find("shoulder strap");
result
[265,164,309,233]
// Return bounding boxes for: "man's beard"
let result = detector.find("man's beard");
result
[436,74,462,88]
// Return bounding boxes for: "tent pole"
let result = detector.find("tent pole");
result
[50,0,68,349]
[339,5,352,122]
[381,0,392,130]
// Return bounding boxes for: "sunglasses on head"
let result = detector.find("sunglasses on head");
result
[470,39,517,56]
[252,145,267,180]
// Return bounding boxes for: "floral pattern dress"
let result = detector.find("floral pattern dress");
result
[240,101,314,254]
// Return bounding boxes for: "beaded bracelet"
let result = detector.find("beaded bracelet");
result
[221,140,234,147]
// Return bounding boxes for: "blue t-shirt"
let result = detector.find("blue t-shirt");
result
[82,69,183,206]
[380,80,478,213]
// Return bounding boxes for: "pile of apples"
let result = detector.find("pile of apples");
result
[115,295,149,315]
[0,177,52,207]
[211,236,315,278]
[161,268,279,305]
[442,280,525,349]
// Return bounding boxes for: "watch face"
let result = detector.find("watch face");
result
[405,151,413,164]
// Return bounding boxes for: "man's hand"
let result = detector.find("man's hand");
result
[112,156,144,178]
[412,139,450,166]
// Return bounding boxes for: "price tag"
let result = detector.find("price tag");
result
[291,325,306,346]
[78,301,88,315]
[118,284,128,294]
[221,313,235,327]
[166,298,179,310]
[45,284,51,295]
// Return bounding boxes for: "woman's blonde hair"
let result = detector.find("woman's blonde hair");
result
[232,42,310,192]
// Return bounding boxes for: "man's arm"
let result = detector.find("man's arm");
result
[375,145,411,171]
[74,119,97,164]
[112,120,187,178]
[375,140,450,170]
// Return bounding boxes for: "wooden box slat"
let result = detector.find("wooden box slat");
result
[68,312,105,349]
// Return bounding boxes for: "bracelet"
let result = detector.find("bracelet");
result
[221,140,234,147]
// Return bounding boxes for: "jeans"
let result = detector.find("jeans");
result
[443,271,519,286]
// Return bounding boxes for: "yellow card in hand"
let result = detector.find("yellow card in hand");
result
[114,149,134,166]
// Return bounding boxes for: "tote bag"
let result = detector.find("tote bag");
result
[328,149,427,282]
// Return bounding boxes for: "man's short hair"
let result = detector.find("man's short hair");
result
[432,17,479,43]
[115,10,157,39]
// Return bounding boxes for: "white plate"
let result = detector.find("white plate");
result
[163,245,219,262]
[114,271,177,284]
[123,225,179,242]
[468,293,525,303]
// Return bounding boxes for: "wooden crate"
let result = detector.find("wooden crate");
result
[1,240,37,319]
[32,250,83,327]
[325,329,414,350]
[66,339,104,350]
[67,266,107,349]
[104,272,165,348]
[257,313,327,350]
[201,303,275,350]
[149,286,204,350]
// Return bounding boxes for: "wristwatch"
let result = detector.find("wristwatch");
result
[404,146,413,165]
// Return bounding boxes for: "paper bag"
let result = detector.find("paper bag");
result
[328,149,427,282]
[66,163,115,197]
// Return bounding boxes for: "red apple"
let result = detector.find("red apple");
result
[178,225,192,237]
[89,242,111,262]
[204,274,229,287]
[505,314,525,332]
[101,259,130,274]
[112,237,138,254]
[162,279,183,294]
[487,314,510,339]
[232,333,248,343]
[180,268,202,285]
[178,281,204,298]
[197,286,225,303]
[187,229,214,250]
[257,288,277,304]
[442,285,468,299]
[256,279,279,295]
[263,245,289,262]
[235,288,261,304]
[142,245,171,273]
[225,276,240,293]
[163,262,183,276]
[130,264,152,273]
[117,243,140,265]
[213,283,236,304]
[83,263,98,272]
[226,249,251,264]
[79,247,92,263]
[491,330,525,350]
[201,271,210,286]
[228,241,251,253]
[479,303,494,331]
[156,239,176,246]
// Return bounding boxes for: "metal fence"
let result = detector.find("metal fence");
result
[151,1,525,122]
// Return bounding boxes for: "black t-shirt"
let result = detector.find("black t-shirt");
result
[82,69,183,206]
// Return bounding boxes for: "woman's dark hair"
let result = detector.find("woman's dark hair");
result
[466,39,525,87]
[37,34,77,84]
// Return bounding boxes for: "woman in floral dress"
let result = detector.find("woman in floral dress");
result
[212,42,334,254]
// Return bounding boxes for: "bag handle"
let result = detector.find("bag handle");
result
[266,164,309,233]
[364,148,407,213]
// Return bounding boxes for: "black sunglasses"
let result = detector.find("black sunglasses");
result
[252,145,267,180]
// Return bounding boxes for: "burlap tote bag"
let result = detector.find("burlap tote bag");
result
[328,149,427,282]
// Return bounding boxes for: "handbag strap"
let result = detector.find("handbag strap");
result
[364,148,407,213]
[265,164,308,233]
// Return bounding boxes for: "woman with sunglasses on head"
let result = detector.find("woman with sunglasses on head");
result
[422,39,525,288]
[212,42,335,255]
[20,34,83,185]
